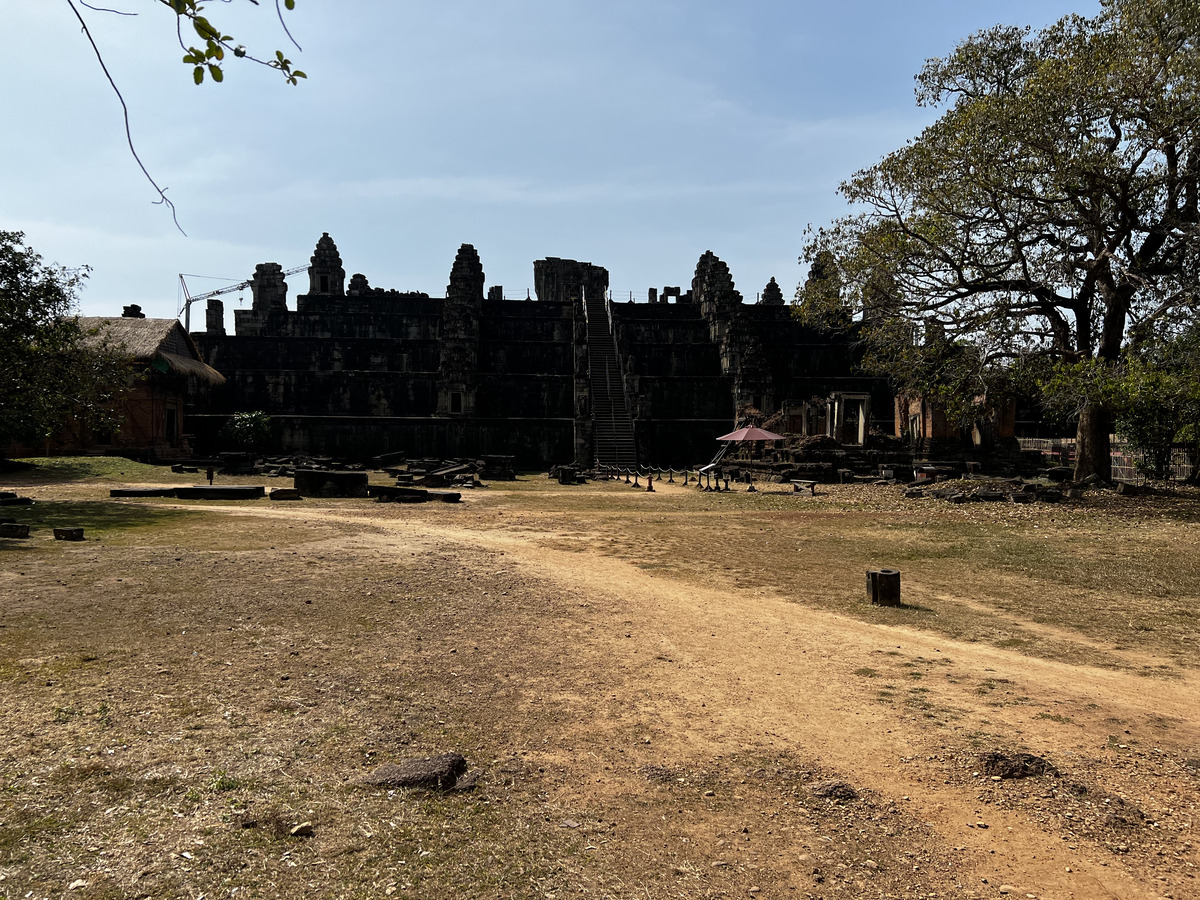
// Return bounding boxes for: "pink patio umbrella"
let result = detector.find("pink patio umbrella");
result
[715,426,786,491]
[715,426,786,442]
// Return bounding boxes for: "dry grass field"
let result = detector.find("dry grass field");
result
[1,459,1198,900]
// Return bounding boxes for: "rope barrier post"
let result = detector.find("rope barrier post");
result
[633,472,640,487]
[646,474,654,492]
[667,468,675,483]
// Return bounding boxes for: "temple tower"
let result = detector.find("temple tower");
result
[307,232,346,296]
[437,244,485,416]
[761,277,784,306]
[691,252,773,415]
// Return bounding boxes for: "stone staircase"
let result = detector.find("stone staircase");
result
[584,291,637,468]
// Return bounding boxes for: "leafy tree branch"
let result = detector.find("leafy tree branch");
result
[66,0,305,232]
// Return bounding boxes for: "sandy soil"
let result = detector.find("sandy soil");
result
[0,473,1197,900]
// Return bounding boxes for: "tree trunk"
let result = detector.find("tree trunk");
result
[1074,403,1112,482]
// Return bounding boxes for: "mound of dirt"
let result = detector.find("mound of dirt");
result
[978,752,1058,779]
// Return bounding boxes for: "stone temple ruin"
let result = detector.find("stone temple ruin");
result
[190,234,892,467]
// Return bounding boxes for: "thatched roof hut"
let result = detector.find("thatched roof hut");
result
[76,316,225,386]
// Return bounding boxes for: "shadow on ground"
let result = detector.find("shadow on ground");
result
[1,500,191,540]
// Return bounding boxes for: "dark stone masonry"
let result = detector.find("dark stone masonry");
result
[190,234,891,467]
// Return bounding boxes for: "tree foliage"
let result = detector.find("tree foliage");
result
[220,410,272,452]
[801,0,1200,478]
[1115,328,1200,479]
[0,232,131,450]
[793,250,847,328]
[160,0,306,85]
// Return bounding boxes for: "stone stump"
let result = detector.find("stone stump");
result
[866,569,901,607]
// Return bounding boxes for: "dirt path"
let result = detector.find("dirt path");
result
[179,495,1200,900]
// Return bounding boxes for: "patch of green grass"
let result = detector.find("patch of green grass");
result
[208,770,242,792]
[15,499,193,537]
[11,456,175,482]
[853,667,879,678]
[0,813,73,857]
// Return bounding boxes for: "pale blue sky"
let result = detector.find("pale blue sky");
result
[1,1,1101,321]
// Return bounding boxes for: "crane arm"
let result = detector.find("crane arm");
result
[178,265,307,328]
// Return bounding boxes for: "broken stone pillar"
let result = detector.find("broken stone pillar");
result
[206,298,225,336]
[866,569,901,607]
[347,273,371,296]
[648,287,659,304]
[487,285,503,302]
[251,263,289,313]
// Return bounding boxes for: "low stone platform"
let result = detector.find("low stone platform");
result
[109,488,178,498]
[174,486,266,500]
[370,485,462,504]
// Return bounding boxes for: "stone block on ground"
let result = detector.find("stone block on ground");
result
[369,485,431,503]
[293,469,368,498]
[373,451,408,468]
[361,753,469,790]
[0,523,31,538]
[174,485,266,500]
[53,527,84,541]
[269,488,303,501]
